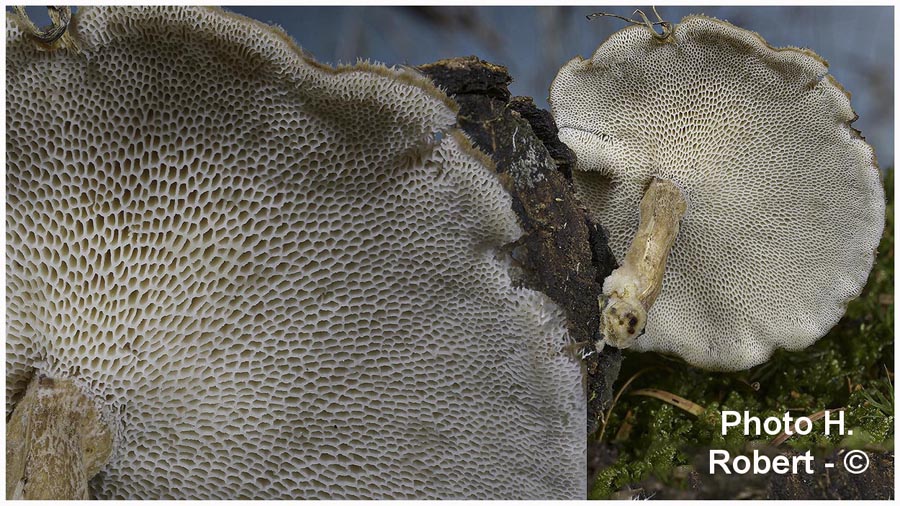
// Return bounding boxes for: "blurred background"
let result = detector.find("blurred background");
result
[225,5,894,170]
[15,5,894,168]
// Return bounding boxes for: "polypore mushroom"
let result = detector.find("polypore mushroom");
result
[7,6,585,499]
[549,14,885,370]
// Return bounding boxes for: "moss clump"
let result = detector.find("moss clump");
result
[590,170,894,499]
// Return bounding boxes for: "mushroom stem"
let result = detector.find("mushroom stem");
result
[6,375,113,499]
[600,177,686,348]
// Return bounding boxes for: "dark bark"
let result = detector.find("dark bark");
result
[418,56,620,438]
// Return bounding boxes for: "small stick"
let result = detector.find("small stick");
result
[13,6,79,51]
[587,7,673,40]
[770,408,844,446]
[630,387,705,416]
[597,367,653,442]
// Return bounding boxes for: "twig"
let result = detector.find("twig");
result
[597,368,652,443]
[770,408,844,446]
[587,7,673,40]
[630,388,705,416]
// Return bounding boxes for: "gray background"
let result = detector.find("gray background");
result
[226,6,895,170]
[17,6,894,168]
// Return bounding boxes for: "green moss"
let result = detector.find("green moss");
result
[589,461,633,499]
[591,169,894,498]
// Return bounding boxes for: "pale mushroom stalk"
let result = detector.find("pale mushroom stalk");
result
[6,376,113,500]
[600,178,686,348]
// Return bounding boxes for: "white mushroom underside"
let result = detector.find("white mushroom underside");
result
[551,15,884,370]
[6,7,585,498]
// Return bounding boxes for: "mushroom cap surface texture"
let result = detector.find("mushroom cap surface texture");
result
[7,6,585,498]
[550,15,885,370]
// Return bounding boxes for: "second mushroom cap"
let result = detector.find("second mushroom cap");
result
[550,14,885,370]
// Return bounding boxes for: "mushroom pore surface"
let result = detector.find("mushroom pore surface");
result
[7,6,585,498]
[550,15,885,370]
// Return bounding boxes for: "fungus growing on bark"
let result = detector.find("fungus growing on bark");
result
[7,6,585,499]
[550,14,885,370]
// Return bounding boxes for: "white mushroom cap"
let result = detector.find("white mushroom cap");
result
[550,14,885,370]
[7,6,584,498]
